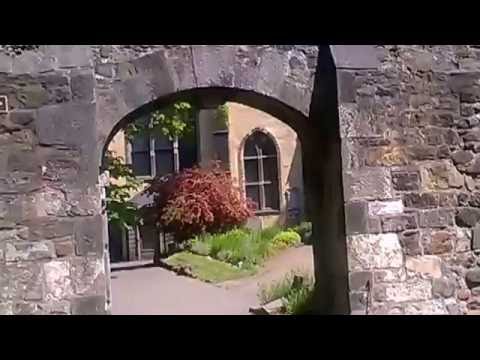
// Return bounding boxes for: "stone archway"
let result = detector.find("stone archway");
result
[0,45,380,315]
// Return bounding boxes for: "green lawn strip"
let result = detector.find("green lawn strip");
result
[163,251,255,283]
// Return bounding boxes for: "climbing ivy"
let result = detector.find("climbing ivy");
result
[215,103,229,129]
[104,151,143,230]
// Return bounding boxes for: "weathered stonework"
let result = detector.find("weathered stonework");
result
[2,45,480,314]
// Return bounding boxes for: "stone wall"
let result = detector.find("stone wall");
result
[3,44,480,315]
[340,45,480,314]
[0,45,107,314]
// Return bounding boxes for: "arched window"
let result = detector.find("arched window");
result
[243,131,280,212]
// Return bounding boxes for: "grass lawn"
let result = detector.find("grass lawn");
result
[163,251,255,283]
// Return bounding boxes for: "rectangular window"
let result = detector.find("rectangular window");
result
[131,134,151,176]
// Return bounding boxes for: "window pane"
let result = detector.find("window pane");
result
[263,157,278,182]
[179,132,198,170]
[132,152,151,176]
[131,134,150,152]
[246,185,260,210]
[244,132,276,157]
[244,159,259,183]
[153,133,171,150]
[155,150,174,177]
[264,183,280,210]
[139,226,157,251]
[213,132,229,165]
[244,138,258,157]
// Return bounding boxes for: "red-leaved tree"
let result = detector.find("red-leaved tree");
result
[142,162,255,241]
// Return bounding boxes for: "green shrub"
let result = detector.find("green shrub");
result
[271,231,301,250]
[190,239,211,256]
[258,272,315,314]
[283,280,314,315]
[260,226,282,242]
[259,272,298,304]
[291,221,312,244]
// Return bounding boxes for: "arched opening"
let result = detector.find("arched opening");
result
[101,88,322,315]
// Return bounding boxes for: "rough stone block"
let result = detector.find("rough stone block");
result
[405,256,442,279]
[349,291,367,312]
[70,257,105,296]
[365,146,408,166]
[399,230,422,256]
[465,268,480,288]
[374,268,406,283]
[407,145,437,161]
[455,207,480,227]
[403,193,438,209]
[337,70,357,103]
[344,168,392,201]
[392,171,420,191]
[43,45,92,68]
[421,161,464,191]
[55,240,75,257]
[71,295,106,315]
[70,70,95,102]
[424,230,454,255]
[381,213,418,232]
[432,278,456,298]
[376,279,432,303]
[349,271,372,292]
[348,233,403,271]
[5,241,55,262]
[95,63,115,78]
[345,201,369,235]
[74,216,104,256]
[368,200,404,217]
[23,218,75,241]
[44,260,72,301]
[419,209,455,228]
[473,223,480,250]
[452,150,474,165]
[36,102,95,147]
[0,301,13,315]
[403,300,448,315]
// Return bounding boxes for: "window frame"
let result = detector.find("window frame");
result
[242,130,281,215]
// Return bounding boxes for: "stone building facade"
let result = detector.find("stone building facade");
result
[1,45,480,315]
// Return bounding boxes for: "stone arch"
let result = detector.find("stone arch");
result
[0,45,384,315]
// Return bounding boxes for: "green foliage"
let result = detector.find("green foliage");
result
[260,226,282,242]
[259,271,300,305]
[125,101,196,141]
[258,272,314,314]
[105,151,143,230]
[290,221,312,244]
[189,227,280,268]
[215,103,229,129]
[163,251,254,283]
[271,231,301,250]
[283,277,315,315]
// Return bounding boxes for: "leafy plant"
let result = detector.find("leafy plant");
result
[271,231,301,250]
[283,276,315,315]
[104,151,143,230]
[258,272,315,314]
[291,221,312,244]
[125,101,196,141]
[144,163,255,241]
[215,103,229,129]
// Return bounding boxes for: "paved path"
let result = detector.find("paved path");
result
[110,245,314,315]
[111,266,253,315]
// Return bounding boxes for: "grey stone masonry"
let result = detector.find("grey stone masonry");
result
[3,45,480,314]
